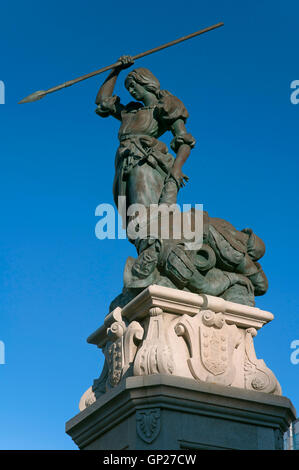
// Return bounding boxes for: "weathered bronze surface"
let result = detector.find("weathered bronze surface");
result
[95,55,268,310]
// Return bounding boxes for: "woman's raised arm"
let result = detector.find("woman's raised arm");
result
[95,55,134,105]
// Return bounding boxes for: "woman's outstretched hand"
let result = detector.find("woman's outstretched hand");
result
[116,55,135,70]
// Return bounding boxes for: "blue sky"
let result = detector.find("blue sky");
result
[0,0,298,449]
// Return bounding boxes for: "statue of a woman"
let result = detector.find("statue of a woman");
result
[95,55,195,213]
[95,56,268,311]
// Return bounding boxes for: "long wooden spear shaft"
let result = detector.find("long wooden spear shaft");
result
[19,22,224,104]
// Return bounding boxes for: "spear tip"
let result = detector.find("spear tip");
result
[18,90,46,104]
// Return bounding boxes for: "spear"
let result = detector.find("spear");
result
[19,22,224,104]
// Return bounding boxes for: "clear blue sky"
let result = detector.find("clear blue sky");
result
[0,0,298,449]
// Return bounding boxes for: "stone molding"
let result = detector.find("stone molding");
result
[67,375,296,450]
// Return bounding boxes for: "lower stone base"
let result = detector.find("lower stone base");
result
[65,375,295,450]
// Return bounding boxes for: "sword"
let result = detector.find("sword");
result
[19,22,224,104]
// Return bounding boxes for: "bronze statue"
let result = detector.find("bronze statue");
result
[94,54,268,310]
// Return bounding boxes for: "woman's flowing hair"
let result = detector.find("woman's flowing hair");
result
[125,68,171,99]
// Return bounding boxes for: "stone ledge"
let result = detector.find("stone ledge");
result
[121,285,274,329]
[87,285,274,346]
[66,375,296,450]
[87,285,273,348]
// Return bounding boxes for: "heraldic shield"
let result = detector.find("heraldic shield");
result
[136,408,161,444]
[175,310,241,386]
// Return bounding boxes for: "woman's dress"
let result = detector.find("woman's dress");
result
[96,91,195,208]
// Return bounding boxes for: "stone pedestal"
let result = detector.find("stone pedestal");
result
[66,285,296,450]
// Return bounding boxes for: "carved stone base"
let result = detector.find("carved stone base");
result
[66,286,296,449]
[82,286,282,404]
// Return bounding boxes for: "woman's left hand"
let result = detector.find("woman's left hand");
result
[170,167,189,188]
